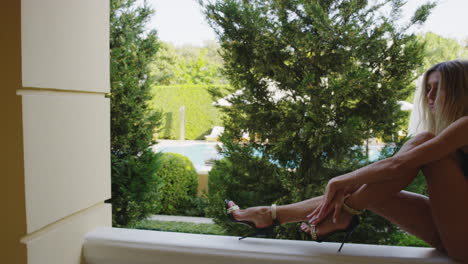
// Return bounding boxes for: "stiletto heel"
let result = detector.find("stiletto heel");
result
[337,215,359,252]
[225,199,280,240]
[303,199,363,252]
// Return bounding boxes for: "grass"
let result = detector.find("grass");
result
[132,219,227,236]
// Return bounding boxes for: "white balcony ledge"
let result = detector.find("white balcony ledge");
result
[83,227,454,264]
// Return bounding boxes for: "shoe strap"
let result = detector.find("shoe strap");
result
[271,204,277,220]
[343,200,363,215]
[226,205,240,214]
[309,223,318,240]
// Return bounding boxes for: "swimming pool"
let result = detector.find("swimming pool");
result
[152,140,223,173]
[152,140,385,174]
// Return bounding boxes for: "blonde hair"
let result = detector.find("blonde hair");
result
[419,60,468,135]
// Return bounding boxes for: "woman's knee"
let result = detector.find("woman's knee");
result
[411,132,435,145]
[397,132,435,155]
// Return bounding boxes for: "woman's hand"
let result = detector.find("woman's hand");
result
[307,187,346,225]
[307,175,359,225]
[306,177,345,225]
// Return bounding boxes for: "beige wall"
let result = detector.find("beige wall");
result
[1,0,111,263]
[197,173,209,196]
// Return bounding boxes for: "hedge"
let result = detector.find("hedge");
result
[151,85,230,140]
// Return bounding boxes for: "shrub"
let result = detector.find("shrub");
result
[153,152,199,215]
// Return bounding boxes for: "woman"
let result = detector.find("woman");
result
[225,60,468,261]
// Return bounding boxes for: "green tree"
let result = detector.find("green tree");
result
[151,42,228,85]
[109,0,162,227]
[418,32,468,73]
[151,42,181,85]
[403,32,468,107]
[202,0,434,244]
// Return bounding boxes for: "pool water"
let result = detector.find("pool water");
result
[152,140,384,174]
[152,140,223,173]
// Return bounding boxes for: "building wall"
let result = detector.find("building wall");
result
[1,1,27,263]
[1,0,112,263]
[197,173,209,196]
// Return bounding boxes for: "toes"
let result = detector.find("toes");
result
[300,223,309,232]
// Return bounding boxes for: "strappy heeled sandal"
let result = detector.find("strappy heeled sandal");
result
[303,199,363,252]
[225,199,280,240]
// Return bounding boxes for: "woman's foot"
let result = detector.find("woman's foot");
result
[226,201,275,229]
[300,211,353,239]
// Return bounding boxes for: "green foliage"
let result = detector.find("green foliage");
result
[109,0,162,227]
[150,42,181,85]
[111,150,162,226]
[133,220,227,235]
[410,2,436,25]
[185,196,209,217]
[391,231,431,247]
[418,32,468,75]
[153,153,199,215]
[151,85,230,139]
[201,0,433,244]
[151,41,228,85]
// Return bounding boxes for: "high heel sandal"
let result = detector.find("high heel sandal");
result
[303,199,363,252]
[225,199,280,240]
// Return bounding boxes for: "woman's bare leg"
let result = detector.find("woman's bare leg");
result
[230,133,435,231]
[344,133,445,249]
[227,196,323,228]
[349,153,468,261]
[421,154,468,261]
[347,190,443,250]
[232,133,468,258]
[230,133,434,225]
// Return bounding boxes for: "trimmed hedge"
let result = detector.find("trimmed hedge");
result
[153,152,199,215]
[151,85,230,140]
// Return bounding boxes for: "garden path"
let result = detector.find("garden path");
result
[149,214,214,224]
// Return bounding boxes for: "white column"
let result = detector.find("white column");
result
[19,0,111,263]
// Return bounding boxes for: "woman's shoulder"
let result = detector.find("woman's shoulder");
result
[454,116,468,153]
[448,116,468,131]
[457,115,468,122]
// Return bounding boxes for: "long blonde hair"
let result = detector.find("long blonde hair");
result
[419,60,468,135]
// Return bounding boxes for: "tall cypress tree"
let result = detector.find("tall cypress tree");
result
[109,0,161,227]
[202,0,434,243]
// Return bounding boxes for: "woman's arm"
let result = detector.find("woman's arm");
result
[338,116,468,187]
[310,116,468,222]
